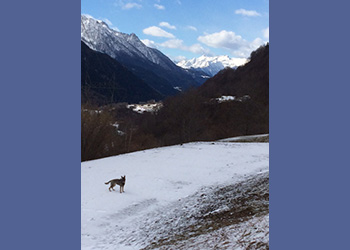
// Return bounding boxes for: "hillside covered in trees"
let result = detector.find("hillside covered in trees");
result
[81,41,163,105]
[82,44,269,161]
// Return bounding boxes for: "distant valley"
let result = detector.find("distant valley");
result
[81,14,253,105]
[81,15,211,104]
[82,41,269,161]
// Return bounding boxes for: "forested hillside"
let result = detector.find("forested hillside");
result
[82,44,269,161]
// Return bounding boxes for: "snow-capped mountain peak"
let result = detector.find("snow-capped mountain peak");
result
[177,55,248,76]
[81,14,201,96]
[81,14,174,69]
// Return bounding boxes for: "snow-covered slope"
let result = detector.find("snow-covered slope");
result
[219,134,269,142]
[177,55,248,76]
[81,140,269,249]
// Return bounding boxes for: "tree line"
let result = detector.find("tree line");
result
[81,44,269,161]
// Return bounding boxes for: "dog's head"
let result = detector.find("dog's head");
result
[121,175,126,181]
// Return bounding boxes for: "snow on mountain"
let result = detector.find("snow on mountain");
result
[81,14,201,96]
[126,102,163,114]
[177,55,248,76]
[214,95,251,103]
[81,138,269,249]
[81,14,177,71]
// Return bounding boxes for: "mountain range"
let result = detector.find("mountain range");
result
[177,55,247,76]
[81,15,208,103]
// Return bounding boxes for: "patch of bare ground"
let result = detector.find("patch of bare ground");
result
[137,172,269,250]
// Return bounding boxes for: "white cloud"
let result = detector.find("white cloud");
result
[141,39,158,49]
[160,39,183,49]
[172,55,187,62]
[123,2,142,9]
[115,1,142,10]
[263,27,269,40]
[159,22,176,30]
[235,9,261,17]
[186,25,197,32]
[198,30,264,57]
[140,36,211,56]
[154,4,165,10]
[198,30,245,50]
[248,37,265,53]
[160,39,211,55]
[143,26,175,38]
[187,43,211,55]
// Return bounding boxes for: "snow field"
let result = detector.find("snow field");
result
[81,141,269,249]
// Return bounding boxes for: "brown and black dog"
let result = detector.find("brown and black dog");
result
[105,175,126,193]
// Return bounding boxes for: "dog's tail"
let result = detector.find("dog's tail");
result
[105,181,111,185]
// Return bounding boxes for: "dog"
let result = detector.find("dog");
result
[105,175,126,193]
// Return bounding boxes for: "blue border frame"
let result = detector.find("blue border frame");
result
[0,1,81,249]
[270,0,350,249]
[1,0,350,249]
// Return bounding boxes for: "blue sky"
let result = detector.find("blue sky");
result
[81,0,269,61]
